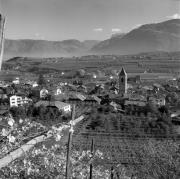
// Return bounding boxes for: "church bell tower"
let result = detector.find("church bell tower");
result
[118,67,127,96]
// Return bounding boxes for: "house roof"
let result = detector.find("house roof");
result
[35,100,70,110]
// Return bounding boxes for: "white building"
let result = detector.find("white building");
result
[61,103,71,112]
[55,88,62,95]
[40,88,48,98]
[12,77,20,85]
[32,82,38,88]
[10,95,32,107]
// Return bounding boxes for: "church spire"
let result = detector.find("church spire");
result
[119,67,127,76]
[118,67,127,96]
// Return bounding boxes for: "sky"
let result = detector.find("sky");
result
[0,0,180,41]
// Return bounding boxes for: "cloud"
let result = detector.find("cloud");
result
[111,28,122,33]
[167,13,180,19]
[93,28,103,32]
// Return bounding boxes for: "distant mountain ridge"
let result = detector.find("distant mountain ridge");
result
[91,19,180,55]
[4,39,99,60]
[4,19,180,59]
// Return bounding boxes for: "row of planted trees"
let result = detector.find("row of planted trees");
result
[1,102,179,178]
[1,139,180,178]
[85,104,177,139]
[70,105,180,178]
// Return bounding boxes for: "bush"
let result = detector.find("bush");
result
[9,106,27,120]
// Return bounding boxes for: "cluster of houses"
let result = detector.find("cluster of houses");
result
[0,67,180,119]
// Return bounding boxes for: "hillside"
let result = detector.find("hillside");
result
[4,39,99,60]
[91,19,180,55]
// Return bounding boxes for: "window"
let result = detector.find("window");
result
[121,77,124,83]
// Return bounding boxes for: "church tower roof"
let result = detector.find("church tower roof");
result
[119,67,127,76]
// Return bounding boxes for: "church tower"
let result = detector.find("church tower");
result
[118,67,127,96]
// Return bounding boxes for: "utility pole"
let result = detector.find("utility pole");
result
[111,166,114,179]
[0,14,5,71]
[65,104,75,179]
[89,138,94,179]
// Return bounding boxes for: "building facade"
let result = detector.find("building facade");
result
[10,95,32,107]
[40,88,49,99]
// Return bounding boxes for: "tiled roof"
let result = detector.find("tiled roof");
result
[35,100,70,110]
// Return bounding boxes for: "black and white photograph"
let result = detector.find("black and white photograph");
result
[0,0,180,178]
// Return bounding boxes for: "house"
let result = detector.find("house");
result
[148,97,165,106]
[67,94,98,105]
[109,86,118,94]
[142,85,153,91]
[128,75,141,83]
[40,88,48,99]
[35,100,71,113]
[0,81,9,88]
[0,93,8,100]
[55,88,62,95]
[10,95,22,107]
[12,77,20,85]
[77,85,87,93]
[124,99,146,107]
[32,82,38,88]
[92,95,101,104]
[10,95,32,107]
[171,111,180,118]
[25,80,38,88]
[110,101,118,110]
[76,93,86,101]
[89,85,105,95]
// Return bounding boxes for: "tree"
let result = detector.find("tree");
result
[158,106,169,115]
[145,102,158,115]
[9,106,27,120]
[46,94,55,101]
[76,69,85,77]
[165,92,179,104]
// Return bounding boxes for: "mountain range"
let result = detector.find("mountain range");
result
[3,19,180,59]
[92,19,180,55]
[4,39,99,60]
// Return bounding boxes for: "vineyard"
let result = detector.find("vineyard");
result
[0,105,180,178]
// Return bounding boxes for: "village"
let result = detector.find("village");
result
[0,66,180,129]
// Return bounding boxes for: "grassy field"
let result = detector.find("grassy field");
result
[3,52,180,75]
